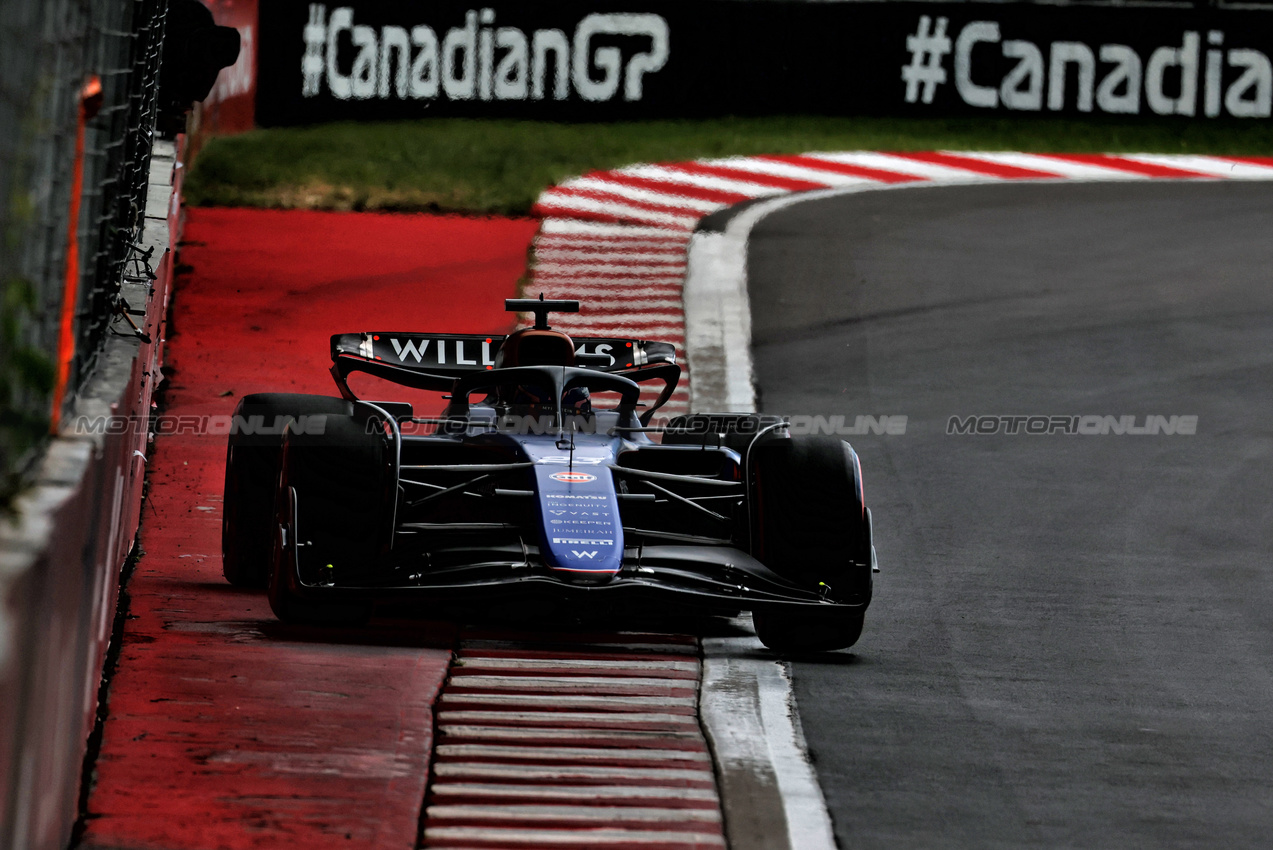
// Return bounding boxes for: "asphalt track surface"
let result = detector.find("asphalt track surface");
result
[746,182,1273,849]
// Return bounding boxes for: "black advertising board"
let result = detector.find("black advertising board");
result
[256,1,1273,124]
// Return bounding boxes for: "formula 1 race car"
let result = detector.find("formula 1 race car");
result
[221,298,877,651]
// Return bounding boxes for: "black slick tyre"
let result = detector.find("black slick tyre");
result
[751,435,873,652]
[752,606,865,654]
[268,484,372,627]
[221,393,352,587]
[266,412,388,626]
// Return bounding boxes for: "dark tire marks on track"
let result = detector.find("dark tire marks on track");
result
[747,182,1273,849]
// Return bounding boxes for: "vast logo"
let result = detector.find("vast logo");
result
[903,15,1272,118]
[302,5,669,103]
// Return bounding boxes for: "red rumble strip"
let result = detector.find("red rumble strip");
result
[420,631,725,850]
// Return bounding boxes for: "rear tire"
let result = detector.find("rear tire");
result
[751,435,873,651]
[222,393,353,587]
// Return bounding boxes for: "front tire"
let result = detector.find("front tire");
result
[267,484,372,626]
[265,411,389,625]
[753,606,865,653]
[751,435,873,651]
[222,393,353,587]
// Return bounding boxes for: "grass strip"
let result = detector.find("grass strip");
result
[185,115,1273,216]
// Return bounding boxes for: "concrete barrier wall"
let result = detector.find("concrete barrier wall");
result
[0,139,181,850]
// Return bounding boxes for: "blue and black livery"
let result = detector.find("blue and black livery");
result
[221,298,878,651]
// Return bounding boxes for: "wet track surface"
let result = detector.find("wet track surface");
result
[747,182,1273,848]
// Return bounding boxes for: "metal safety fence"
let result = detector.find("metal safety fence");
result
[0,0,167,507]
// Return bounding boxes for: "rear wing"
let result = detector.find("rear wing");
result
[329,332,678,399]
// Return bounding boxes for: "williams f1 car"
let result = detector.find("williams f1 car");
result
[221,298,877,651]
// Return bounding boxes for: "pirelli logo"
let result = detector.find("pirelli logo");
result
[552,538,615,545]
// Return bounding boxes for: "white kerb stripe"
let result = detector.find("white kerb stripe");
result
[534,281,683,293]
[535,197,699,228]
[534,262,685,276]
[546,324,686,337]
[447,674,694,689]
[967,152,1149,180]
[426,804,722,823]
[695,156,878,188]
[435,744,710,762]
[534,250,688,263]
[422,826,726,847]
[534,241,689,255]
[434,710,699,727]
[538,218,689,239]
[553,177,728,213]
[427,783,719,802]
[533,268,686,278]
[453,656,698,672]
[439,692,697,708]
[530,287,684,300]
[801,151,983,181]
[1124,154,1273,179]
[617,164,790,198]
[433,763,713,782]
[437,726,702,745]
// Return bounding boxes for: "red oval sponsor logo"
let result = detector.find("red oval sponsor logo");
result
[550,471,597,483]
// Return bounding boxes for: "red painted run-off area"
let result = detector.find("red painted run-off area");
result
[81,209,539,850]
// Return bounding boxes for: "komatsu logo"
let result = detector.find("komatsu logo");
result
[302,5,669,104]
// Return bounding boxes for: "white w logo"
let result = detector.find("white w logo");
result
[571,550,598,559]
[390,338,429,363]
